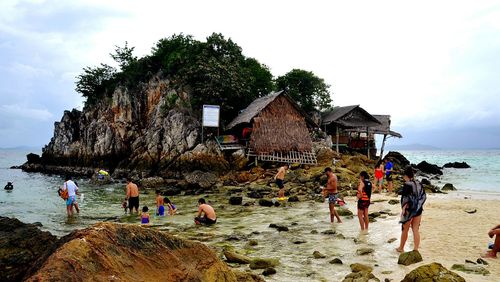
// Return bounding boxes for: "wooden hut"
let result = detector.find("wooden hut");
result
[321,105,382,157]
[226,91,318,165]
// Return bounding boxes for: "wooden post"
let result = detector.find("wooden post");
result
[366,127,370,158]
[335,126,339,153]
[380,134,387,159]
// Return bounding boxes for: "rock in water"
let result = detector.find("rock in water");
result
[262,267,277,276]
[0,217,58,282]
[224,250,251,264]
[442,183,457,191]
[388,199,400,205]
[228,196,243,205]
[443,162,471,169]
[259,199,274,207]
[288,195,299,202]
[329,258,343,264]
[416,161,443,175]
[402,262,465,282]
[350,263,373,273]
[249,258,280,269]
[25,222,258,282]
[337,207,353,216]
[356,248,375,255]
[451,263,490,275]
[398,250,423,266]
[313,250,327,259]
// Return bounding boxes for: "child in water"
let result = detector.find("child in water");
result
[164,197,177,215]
[155,190,165,216]
[141,206,150,224]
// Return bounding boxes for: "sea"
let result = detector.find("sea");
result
[1,148,499,237]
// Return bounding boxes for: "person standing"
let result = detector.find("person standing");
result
[63,175,80,217]
[274,164,288,199]
[126,177,140,214]
[374,160,384,193]
[384,159,394,193]
[194,198,217,225]
[322,167,342,223]
[357,171,372,231]
[397,166,426,252]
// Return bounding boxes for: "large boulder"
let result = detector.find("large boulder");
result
[402,262,465,282]
[398,250,423,266]
[0,217,58,282]
[26,153,41,164]
[25,222,258,282]
[416,161,443,175]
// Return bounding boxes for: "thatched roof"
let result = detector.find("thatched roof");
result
[321,105,381,128]
[372,115,402,138]
[226,91,317,130]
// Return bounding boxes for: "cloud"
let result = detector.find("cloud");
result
[0,104,54,121]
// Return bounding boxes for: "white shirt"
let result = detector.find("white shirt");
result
[64,180,78,197]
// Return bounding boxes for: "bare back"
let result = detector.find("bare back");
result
[275,166,286,180]
[199,204,216,220]
[325,172,338,194]
[126,182,139,198]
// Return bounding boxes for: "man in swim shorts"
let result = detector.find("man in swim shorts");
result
[322,167,342,223]
[125,177,140,214]
[194,198,217,225]
[274,164,288,198]
[63,175,80,217]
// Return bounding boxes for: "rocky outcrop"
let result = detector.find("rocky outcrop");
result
[384,151,410,168]
[416,161,443,175]
[22,77,232,177]
[443,161,471,169]
[402,262,465,282]
[0,217,58,282]
[24,222,259,281]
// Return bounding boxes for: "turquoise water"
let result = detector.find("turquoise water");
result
[397,149,500,192]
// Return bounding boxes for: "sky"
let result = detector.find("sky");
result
[1,0,500,149]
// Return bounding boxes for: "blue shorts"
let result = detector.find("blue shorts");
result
[158,205,165,216]
[328,193,338,204]
[66,195,76,206]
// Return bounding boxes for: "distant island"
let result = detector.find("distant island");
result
[387,143,441,151]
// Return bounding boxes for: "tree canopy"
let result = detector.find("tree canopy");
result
[75,33,331,122]
[275,69,332,113]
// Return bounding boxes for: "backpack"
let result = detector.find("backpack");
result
[363,179,372,199]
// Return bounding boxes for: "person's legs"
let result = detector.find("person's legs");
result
[493,231,500,256]
[333,206,342,223]
[357,208,364,230]
[278,188,285,198]
[411,215,422,251]
[328,203,335,223]
[397,220,412,252]
[388,180,393,193]
[66,197,73,216]
[363,207,369,230]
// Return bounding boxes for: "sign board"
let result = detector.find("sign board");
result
[202,105,220,127]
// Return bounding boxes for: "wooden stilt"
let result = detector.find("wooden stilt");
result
[380,134,387,159]
[335,126,339,153]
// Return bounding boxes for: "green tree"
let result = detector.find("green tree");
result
[275,69,332,113]
[75,64,116,107]
[110,41,137,71]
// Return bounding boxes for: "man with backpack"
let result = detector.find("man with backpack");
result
[357,171,372,231]
[396,166,426,252]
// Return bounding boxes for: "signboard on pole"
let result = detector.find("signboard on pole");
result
[202,105,220,127]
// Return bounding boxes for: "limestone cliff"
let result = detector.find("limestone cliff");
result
[35,76,211,177]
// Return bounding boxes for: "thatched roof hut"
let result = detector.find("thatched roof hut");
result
[321,105,381,129]
[227,91,317,164]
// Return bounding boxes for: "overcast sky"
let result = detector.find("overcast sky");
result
[1,0,500,149]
